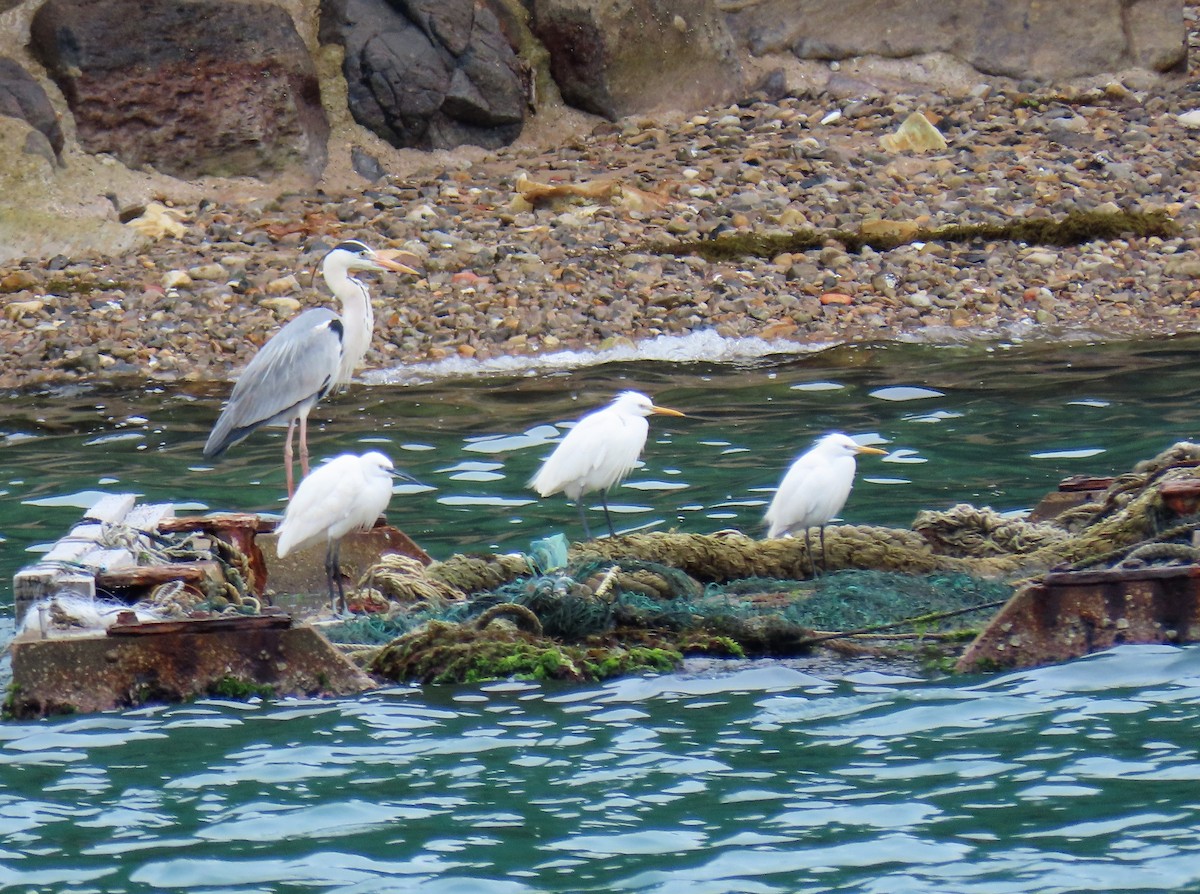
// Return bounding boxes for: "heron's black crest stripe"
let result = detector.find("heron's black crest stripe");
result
[333,239,372,256]
[328,318,344,342]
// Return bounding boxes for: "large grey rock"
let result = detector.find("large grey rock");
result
[529,0,745,120]
[320,0,526,151]
[725,0,1186,82]
[29,0,329,179]
[0,57,63,164]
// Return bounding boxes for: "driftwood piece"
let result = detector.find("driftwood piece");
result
[107,614,292,637]
[159,512,277,534]
[97,560,225,593]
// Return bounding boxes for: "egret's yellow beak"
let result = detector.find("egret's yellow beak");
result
[856,445,888,456]
[651,404,685,418]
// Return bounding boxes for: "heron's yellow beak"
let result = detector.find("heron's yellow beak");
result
[856,445,888,456]
[373,249,422,276]
[651,405,685,418]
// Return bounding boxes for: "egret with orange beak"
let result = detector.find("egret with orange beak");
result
[530,390,685,539]
[764,432,888,575]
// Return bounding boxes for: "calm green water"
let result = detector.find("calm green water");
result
[3,336,1200,892]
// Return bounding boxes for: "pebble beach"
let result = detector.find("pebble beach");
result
[1,22,1199,394]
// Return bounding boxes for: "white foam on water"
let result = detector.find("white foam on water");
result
[869,385,946,402]
[1030,447,1106,460]
[362,330,832,385]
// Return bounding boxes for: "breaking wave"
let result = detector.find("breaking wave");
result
[363,330,834,385]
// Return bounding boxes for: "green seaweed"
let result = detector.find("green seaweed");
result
[2,684,21,721]
[369,619,682,685]
[676,633,746,658]
[643,209,1178,261]
[41,278,129,297]
[207,676,276,701]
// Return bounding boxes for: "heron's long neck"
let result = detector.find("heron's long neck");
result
[329,274,374,385]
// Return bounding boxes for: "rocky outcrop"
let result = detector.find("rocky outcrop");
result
[319,0,527,151]
[522,0,1184,123]
[529,0,746,121]
[29,0,330,179]
[724,0,1186,82]
[0,57,63,165]
[4,0,1190,184]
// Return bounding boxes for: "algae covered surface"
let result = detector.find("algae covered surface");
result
[648,208,1179,261]
[333,556,1018,685]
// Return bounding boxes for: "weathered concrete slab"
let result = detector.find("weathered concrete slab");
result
[8,618,376,718]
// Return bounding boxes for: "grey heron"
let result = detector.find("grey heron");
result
[203,240,418,496]
[764,432,888,575]
[529,390,685,539]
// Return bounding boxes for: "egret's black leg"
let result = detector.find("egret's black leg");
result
[334,540,348,613]
[804,528,816,579]
[601,491,616,538]
[577,501,592,540]
[819,525,828,577]
[324,543,337,612]
[325,541,346,614]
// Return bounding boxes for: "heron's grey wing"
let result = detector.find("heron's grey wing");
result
[203,309,344,459]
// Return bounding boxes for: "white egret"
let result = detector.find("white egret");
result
[203,240,418,497]
[275,451,410,613]
[764,433,888,575]
[530,390,685,539]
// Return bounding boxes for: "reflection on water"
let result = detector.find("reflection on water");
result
[3,336,1200,891]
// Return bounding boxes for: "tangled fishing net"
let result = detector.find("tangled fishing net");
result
[23,518,272,639]
[319,442,1200,684]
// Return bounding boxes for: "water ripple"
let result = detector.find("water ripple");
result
[0,645,1198,890]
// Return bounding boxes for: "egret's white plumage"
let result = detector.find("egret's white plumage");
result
[276,451,398,612]
[764,433,887,573]
[530,390,685,538]
[203,240,418,497]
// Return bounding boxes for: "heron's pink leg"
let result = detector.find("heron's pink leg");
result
[284,418,297,499]
[298,414,311,478]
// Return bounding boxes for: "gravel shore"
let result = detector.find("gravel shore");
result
[2,33,1199,394]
